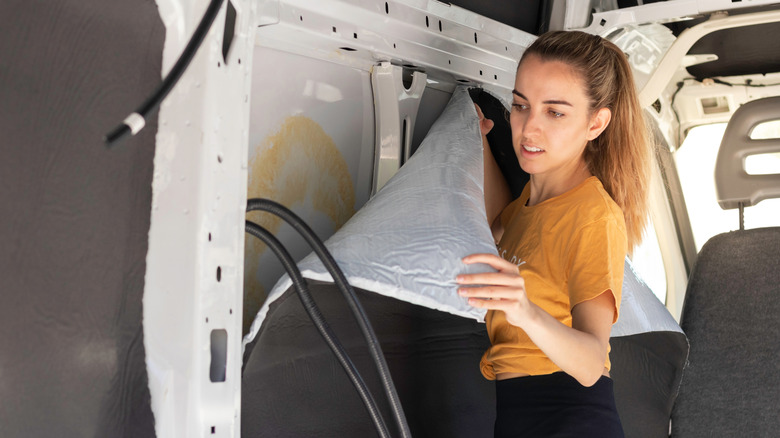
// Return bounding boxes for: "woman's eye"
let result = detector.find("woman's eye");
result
[512,103,528,111]
[549,110,564,118]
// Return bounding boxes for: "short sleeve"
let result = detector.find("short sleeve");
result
[565,217,627,323]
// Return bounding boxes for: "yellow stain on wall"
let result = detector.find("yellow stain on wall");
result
[244,115,356,333]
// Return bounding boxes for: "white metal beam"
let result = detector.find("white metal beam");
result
[144,0,255,436]
[253,0,535,93]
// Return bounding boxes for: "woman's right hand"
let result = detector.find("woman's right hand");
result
[475,103,494,137]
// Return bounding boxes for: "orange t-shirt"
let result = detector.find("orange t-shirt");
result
[480,176,627,380]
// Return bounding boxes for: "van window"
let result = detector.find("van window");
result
[631,216,667,303]
[674,123,780,251]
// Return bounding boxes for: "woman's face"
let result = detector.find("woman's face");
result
[509,55,606,180]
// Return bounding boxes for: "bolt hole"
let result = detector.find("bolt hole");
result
[479,70,483,76]
[332,26,337,32]
[385,2,389,14]
[448,59,451,65]
[211,426,216,434]
[353,32,358,39]
[299,15,303,21]
[217,61,221,68]
[217,266,222,282]
[457,79,469,83]
[438,20,442,32]
[600,18,607,26]
[238,58,241,64]
[230,309,233,315]
[494,74,498,80]
[208,232,212,242]
[217,155,222,163]
[210,330,227,383]
[474,32,478,44]
[425,16,429,28]
[393,43,396,49]
[340,47,357,51]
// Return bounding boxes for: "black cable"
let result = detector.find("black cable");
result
[104,0,225,147]
[246,198,412,438]
[244,221,392,438]
[670,81,685,146]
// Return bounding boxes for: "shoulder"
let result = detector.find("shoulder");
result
[566,177,625,234]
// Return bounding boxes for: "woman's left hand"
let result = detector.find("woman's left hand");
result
[457,253,533,328]
[457,252,616,386]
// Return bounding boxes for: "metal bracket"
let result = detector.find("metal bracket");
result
[370,61,427,195]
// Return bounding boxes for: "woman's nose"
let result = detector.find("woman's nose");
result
[518,110,541,137]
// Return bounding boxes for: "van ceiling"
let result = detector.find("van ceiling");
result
[665,11,780,80]
[449,0,551,35]
[685,22,780,80]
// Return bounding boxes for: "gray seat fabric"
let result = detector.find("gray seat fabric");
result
[671,227,780,436]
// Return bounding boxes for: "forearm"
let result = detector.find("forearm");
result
[519,303,609,387]
[458,255,615,388]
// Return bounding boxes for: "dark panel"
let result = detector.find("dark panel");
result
[686,22,780,79]
[243,281,495,437]
[449,0,549,35]
[0,0,162,436]
[611,331,688,438]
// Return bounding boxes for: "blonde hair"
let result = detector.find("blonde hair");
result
[520,31,652,252]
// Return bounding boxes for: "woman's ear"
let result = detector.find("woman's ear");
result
[586,107,611,141]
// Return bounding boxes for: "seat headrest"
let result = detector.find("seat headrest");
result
[715,96,780,210]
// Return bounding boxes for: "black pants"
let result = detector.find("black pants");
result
[494,372,625,438]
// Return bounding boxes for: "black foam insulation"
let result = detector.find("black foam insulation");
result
[0,0,163,436]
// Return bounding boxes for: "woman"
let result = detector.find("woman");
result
[457,31,652,437]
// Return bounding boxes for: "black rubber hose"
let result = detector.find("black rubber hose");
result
[244,221,391,438]
[104,0,225,147]
[246,198,412,438]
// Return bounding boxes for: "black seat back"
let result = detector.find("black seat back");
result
[611,261,688,438]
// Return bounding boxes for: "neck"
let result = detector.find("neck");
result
[527,163,592,206]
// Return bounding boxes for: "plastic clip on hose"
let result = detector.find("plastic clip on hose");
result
[246,199,412,438]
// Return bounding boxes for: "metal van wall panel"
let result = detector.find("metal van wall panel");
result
[244,46,376,333]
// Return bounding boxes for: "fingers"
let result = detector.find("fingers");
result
[474,104,494,136]
[458,285,523,300]
[475,103,485,119]
[464,297,518,312]
[456,271,524,287]
[462,253,519,273]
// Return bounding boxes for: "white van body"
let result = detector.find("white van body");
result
[144,0,780,435]
[3,0,779,436]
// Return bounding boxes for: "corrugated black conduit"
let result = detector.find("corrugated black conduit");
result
[246,198,411,438]
[244,220,391,438]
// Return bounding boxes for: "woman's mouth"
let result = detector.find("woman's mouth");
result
[522,144,544,153]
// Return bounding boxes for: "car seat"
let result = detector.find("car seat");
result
[671,96,780,436]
